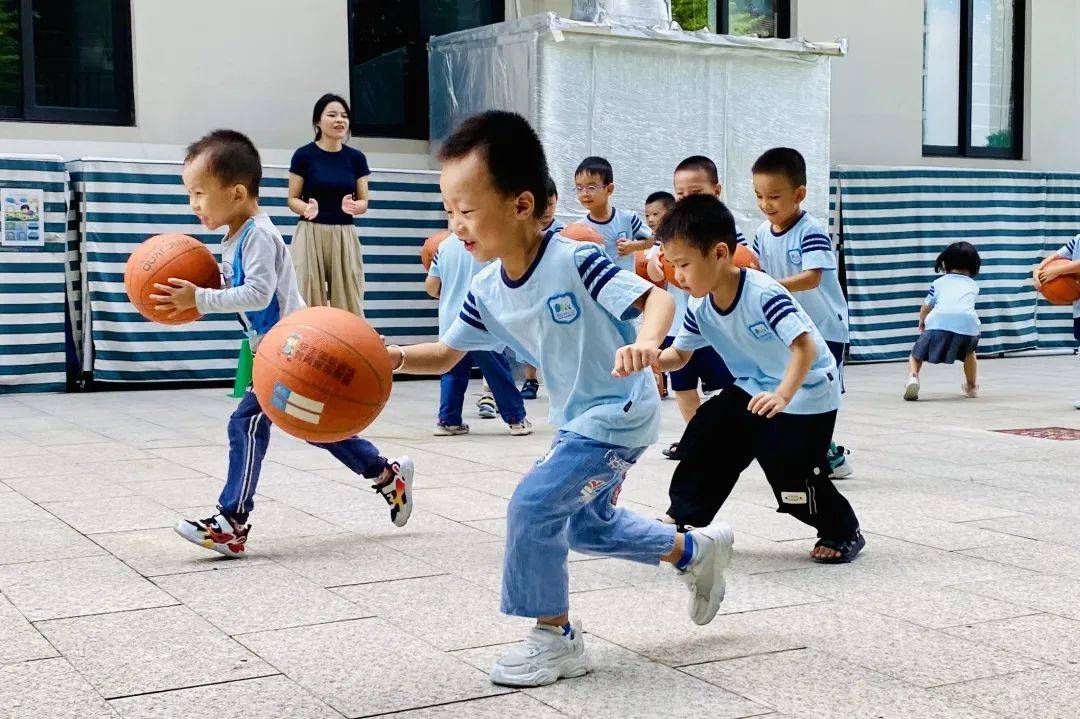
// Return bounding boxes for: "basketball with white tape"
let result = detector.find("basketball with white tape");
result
[251,307,393,442]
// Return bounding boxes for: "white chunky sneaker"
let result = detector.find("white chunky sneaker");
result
[903,376,920,401]
[489,619,588,687]
[372,456,414,527]
[677,521,734,626]
[508,419,533,436]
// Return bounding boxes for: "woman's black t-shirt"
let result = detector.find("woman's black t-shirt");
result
[289,142,371,225]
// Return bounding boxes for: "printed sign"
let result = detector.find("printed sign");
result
[1,188,45,248]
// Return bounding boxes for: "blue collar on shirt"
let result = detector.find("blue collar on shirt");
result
[588,208,616,225]
[709,268,747,316]
[770,210,807,237]
[501,230,555,288]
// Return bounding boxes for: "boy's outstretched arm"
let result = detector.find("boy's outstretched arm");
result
[386,341,464,375]
[778,268,823,292]
[612,286,674,377]
[748,331,815,418]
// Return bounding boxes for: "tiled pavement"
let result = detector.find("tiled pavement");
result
[1,354,1079,718]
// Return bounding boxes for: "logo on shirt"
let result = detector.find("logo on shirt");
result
[787,249,802,265]
[547,292,581,325]
[748,321,771,339]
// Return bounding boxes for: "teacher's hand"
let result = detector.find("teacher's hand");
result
[342,194,367,217]
[302,198,319,221]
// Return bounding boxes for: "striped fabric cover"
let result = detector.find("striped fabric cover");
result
[68,159,443,384]
[834,166,1078,362]
[0,155,69,394]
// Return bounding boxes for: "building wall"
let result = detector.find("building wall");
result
[0,0,428,168]
[796,0,1080,170]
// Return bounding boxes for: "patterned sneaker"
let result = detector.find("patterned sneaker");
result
[174,511,248,557]
[490,619,588,687]
[476,395,497,419]
[827,443,853,479]
[520,378,540,400]
[676,521,734,625]
[372,456,414,527]
[434,422,469,436]
[509,419,533,436]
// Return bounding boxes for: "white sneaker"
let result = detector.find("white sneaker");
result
[490,619,588,687]
[676,521,734,625]
[433,422,469,436]
[904,376,920,401]
[961,382,979,398]
[1073,400,1080,410]
[509,419,533,436]
[372,456,414,527]
[174,512,248,557]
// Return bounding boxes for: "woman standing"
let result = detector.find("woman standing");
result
[288,93,371,315]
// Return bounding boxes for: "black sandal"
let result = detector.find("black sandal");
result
[661,442,681,460]
[812,530,865,564]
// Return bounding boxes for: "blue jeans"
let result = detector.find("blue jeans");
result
[439,351,526,425]
[218,390,385,522]
[502,431,677,617]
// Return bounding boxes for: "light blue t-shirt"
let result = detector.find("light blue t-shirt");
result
[924,273,980,336]
[1055,234,1080,318]
[580,206,652,272]
[427,233,486,336]
[753,212,849,344]
[674,269,841,415]
[443,233,660,449]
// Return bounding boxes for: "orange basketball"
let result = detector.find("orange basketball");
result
[124,233,221,325]
[1038,258,1080,305]
[635,251,665,289]
[559,223,604,245]
[252,307,393,442]
[420,230,452,271]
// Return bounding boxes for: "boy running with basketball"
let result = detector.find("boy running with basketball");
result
[152,129,413,556]
[384,111,734,687]
[655,193,864,563]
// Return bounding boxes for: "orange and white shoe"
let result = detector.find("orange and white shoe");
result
[174,511,249,557]
[372,456,414,527]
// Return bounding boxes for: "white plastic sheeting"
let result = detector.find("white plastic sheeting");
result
[429,13,842,237]
[570,0,671,25]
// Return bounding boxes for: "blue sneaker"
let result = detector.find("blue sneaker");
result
[520,379,539,400]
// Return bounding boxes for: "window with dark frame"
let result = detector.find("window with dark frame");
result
[671,0,791,38]
[348,0,503,140]
[923,0,1025,159]
[0,0,134,126]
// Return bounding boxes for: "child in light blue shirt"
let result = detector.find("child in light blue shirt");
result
[384,111,734,688]
[575,156,653,272]
[655,193,863,565]
[904,241,982,401]
[426,234,530,435]
[1035,233,1080,408]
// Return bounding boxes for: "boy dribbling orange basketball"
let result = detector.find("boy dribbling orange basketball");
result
[150,129,413,556]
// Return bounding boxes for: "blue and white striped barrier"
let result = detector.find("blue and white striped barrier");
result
[69,158,443,384]
[0,155,69,394]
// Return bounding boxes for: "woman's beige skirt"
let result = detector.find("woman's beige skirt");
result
[291,221,365,317]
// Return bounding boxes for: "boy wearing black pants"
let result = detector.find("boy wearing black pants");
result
[655,194,864,563]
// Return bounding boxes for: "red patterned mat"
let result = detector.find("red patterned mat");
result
[994,427,1080,441]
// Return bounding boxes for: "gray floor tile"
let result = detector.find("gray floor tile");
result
[2,474,136,503]
[378,693,564,718]
[37,605,274,698]
[0,555,176,620]
[154,563,369,635]
[929,668,1080,719]
[91,526,265,577]
[236,618,509,717]
[264,533,442,588]
[0,517,105,565]
[108,675,341,719]
[0,658,118,718]
[41,495,181,534]
[939,612,1080,667]
[0,593,56,665]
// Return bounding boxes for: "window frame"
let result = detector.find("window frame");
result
[717,0,790,38]
[347,0,504,140]
[0,0,134,126]
[922,0,1025,160]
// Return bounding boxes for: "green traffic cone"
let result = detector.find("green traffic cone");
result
[229,339,253,398]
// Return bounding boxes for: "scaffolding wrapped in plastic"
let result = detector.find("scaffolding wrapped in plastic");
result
[429,13,844,237]
[570,0,671,25]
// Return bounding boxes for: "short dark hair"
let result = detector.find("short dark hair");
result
[752,147,807,188]
[312,93,351,141]
[645,190,676,208]
[545,175,558,200]
[656,194,737,255]
[438,111,549,219]
[935,241,981,277]
[674,155,719,185]
[575,156,613,185]
[185,129,262,198]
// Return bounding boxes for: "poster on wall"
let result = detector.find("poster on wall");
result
[1,188,45,248]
